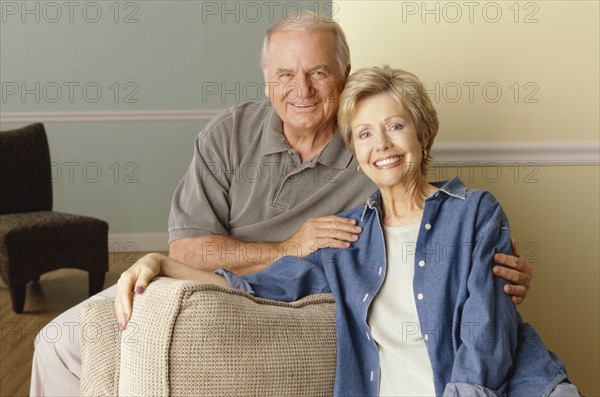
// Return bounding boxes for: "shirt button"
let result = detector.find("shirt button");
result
[418,260,425,267]
[425,223,432,230]
[417,293,424,300]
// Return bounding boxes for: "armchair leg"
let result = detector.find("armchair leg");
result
[9,285,26,313]
[88,270,106,296]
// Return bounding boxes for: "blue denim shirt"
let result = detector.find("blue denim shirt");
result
[219,178,569,396]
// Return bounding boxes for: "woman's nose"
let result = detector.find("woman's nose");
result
[375,133,391,151]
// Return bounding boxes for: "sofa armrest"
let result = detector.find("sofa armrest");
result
[79,293,121,396]
[80,277,337,397]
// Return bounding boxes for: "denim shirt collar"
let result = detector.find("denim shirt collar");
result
[361,177,467,222]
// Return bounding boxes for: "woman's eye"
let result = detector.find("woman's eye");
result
[358,131,371,139]
[388,123,403,131]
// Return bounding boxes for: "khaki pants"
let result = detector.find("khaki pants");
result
[30,284,118,397]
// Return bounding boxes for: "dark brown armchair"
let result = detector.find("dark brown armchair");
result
[0,123,108,313]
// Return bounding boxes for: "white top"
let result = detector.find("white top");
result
[368,223,436,397]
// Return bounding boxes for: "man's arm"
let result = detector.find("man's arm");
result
[169,234,281,275]
[169,215,362,275]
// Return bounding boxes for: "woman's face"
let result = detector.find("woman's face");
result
[350,92,424,190]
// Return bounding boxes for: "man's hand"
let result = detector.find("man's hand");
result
[282,215,362,258]
[493,237,533,305]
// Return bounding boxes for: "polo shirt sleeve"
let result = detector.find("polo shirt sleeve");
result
[444,191,517,395]
[168,127,231,242]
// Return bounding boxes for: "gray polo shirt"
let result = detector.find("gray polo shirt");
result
[168,101,376,243]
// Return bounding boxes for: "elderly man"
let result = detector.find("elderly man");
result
[30,11,531,396]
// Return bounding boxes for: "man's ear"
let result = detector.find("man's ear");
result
[263,70,271,101]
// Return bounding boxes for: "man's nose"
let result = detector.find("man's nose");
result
[293,74,315,98]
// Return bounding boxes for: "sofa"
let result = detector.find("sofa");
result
[79,277,338,396]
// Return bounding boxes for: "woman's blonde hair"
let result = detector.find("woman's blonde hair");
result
[338,65,439,177]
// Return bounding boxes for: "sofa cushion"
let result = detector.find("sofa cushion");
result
[80,277,337,396]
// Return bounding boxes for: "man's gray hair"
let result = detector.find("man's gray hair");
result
[259,10,351,75]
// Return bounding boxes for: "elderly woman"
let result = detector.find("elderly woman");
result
[116,66,578,396]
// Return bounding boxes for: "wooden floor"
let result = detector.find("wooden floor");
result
[0,251,160,397]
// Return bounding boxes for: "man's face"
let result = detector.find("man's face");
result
[263,29,347,137]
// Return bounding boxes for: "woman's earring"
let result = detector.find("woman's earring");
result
[357,165,362,173]
[423,148,428,159]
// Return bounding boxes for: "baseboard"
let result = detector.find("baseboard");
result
[109,233,169,253]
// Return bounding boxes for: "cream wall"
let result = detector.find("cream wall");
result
[337,1,599,394]
[337,0,598,142]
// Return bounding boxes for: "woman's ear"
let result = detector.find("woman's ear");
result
[422,136,430,150]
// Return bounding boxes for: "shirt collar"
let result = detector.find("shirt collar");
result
[260,104,353,170]
[314,133,353,170]
[361,177,467,221]
[260,105,289,156]
[432,177,467,200]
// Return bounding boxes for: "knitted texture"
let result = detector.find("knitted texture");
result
[79,297,121,396]
[80,277,337,396]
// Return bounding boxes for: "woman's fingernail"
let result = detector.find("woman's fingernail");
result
[125,314,129,323]
[118,322,123,332]
[135,285,144,294]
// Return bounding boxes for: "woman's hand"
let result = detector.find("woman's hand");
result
[493,237,533,305]
[114,252,165,331]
